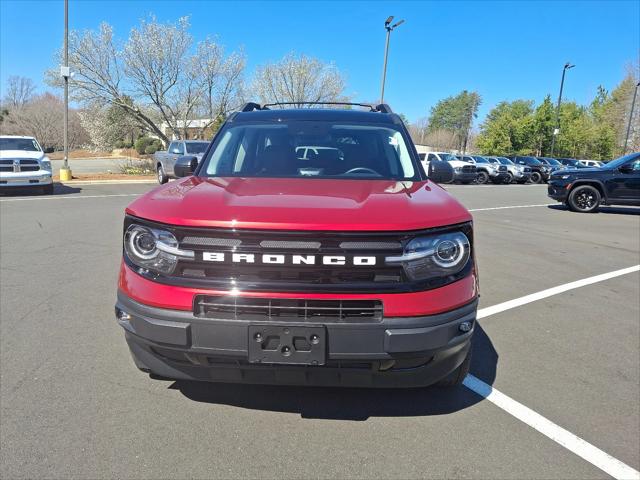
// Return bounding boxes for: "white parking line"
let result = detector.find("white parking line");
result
[469,203,554,212]
[468,265,640,479]
[477,265,640,319]
[0,193,142,202]
[464,375,640,480]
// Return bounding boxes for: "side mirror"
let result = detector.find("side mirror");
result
[174,155,198,177]
[618,163,634,174]
[428,160,455,184]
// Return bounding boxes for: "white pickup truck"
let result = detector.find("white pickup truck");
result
[153,140,209,184]
[0,135,53,194]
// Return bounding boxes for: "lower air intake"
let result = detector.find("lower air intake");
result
[194,296,383,323]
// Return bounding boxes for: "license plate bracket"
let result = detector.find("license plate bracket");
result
[248,325,326,365]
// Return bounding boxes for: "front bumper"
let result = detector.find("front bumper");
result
[490,172,511,182]
[116,292,477,388]
[0,171,52,188]
[452,172,478,183]
[513,171,531,180]
[547,181,570,201]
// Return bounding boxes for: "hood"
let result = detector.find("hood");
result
[0,150,45,160]
[447,160,474,168]
[553,167,601,176]
[126,177,472,231]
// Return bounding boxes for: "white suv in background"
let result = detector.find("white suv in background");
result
[0,136,53,194]
[420,151,478,184]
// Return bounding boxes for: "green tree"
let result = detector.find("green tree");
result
[427,90,481,151]
[477,100,534,155]
[532,95,555,155]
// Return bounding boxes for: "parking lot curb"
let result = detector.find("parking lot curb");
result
[57,179,156,185]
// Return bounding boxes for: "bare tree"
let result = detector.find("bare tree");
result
[2,93,88,149]
[3,76,36,109]
[423,128,458,151]
[252,53,348,107]
[47,17,245,144]
[408,117,429,145]
[196,42,246,136]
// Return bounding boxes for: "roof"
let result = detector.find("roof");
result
[0,135,36,139]
[231,108,399,125]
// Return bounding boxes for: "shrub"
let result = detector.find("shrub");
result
[117,158,155,175]
[134,136,153,154]
[144,145,158,154]
[114,140,125,149]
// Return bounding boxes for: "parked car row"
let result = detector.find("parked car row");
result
[418,152,606,185]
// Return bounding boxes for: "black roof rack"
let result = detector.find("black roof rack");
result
[238,101,394,113]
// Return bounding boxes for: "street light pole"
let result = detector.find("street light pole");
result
[550,62,575,156]
[59,0,72,180]
[379,16,404,104]
[623,81,640,154]
[63,0,68,170]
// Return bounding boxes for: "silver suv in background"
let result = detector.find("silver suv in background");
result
[458,155,510,184]
[487,156,532,184]
[153,140,209,184]
[0,136,53,194]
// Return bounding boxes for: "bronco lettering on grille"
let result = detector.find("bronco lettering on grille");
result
[201,252,377,266]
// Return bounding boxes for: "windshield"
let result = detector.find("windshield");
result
[185,142,209,154]
[440,153,458,162]
[543,157,561,165]
[497,157,514,165]
[486,157,499,164]
[520,156,542,165]
[473,156,489,164]
[201,122,418,180]
[602,153,640,170]
[0,138,41,151]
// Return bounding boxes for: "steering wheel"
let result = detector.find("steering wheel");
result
[344,167,381,176]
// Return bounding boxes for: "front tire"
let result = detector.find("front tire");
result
[157,164,168,184]
[568,185,601,213]
[530,171,543,184]
[504,173,514,184]
[436,348,472,387]
[475,171,489,184]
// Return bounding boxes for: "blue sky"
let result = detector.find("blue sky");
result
[1,0,638,124]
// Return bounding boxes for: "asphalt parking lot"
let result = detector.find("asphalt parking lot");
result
[1,182,638,479]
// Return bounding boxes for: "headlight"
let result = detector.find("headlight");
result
[124,224,194,275]
[560,175,571,179]
[454,167,463,173]
[386,231,471,281]
[41,160,51,171]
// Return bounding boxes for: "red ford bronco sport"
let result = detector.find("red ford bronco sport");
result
[116,102,478,387]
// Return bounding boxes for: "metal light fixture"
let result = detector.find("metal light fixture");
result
[380,16,405,104]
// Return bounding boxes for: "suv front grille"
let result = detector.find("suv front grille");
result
[461,165,476,173]
[498,165,507,172]
[172,229,408,292]
[194,296,383,322]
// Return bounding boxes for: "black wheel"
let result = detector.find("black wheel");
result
[41,184,54,195]
[568,185,601,213]
[504,173,514,184]
[436,348,472,387]
[530,171,543,184]
[157,164,168,184]
[476,171,489,184]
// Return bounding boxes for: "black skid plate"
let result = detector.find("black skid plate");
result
[248,325,326,365]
